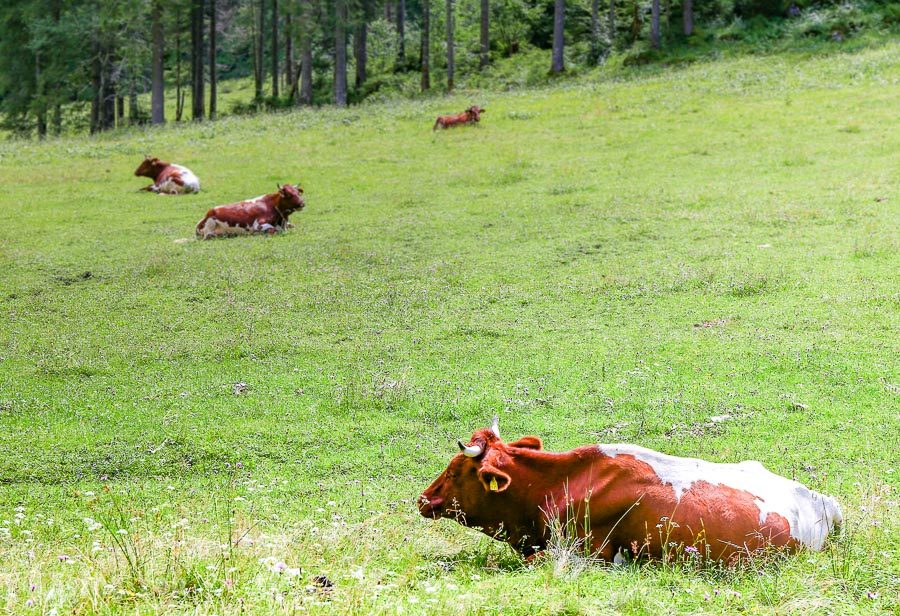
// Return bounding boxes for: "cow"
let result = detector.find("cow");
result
[134,156,201,195]
[195,184,305,239]
[433,106,485,130]
[418,419,842,564]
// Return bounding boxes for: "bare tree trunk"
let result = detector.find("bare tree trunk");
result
[590,0,600,63]
[550,0,564,74]
[35,51,47,139]
[151,0,165,124]
[683,0,693,35]
[285,12,294,94]
[101,52,116,131]
[608,0,616,48]
[298,0,313,105]
[209,0,217,118]
[191,0,205,120]
[396,0,405,68]
[650,0,660,48]
[176,12,185,121]
[333,0,347,106]
[479,0,489,68]
[445,0,454,91]
[354,21,367,89]
[420,0,430,90]
[272,0,279,97]
[128,81,138,124]
[90,42,100,133]
[253,0,264,99]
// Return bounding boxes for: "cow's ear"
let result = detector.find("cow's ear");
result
[478,464,511,493]
[508,436,542,450]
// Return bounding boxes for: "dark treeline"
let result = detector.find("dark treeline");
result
[0,0,880,137]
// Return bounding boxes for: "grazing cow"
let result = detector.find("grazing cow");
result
[195,184,305,239]
[433,106,485,130]
[419,419,842,563]
[134,156,201,194]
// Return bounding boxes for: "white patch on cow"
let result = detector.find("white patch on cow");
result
[172,165,201,193]
[598,444,842,550]
[197,217,250,239]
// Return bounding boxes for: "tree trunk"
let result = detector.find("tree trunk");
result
[52,105,61,136]
[254,0,264,99]
[298,0,313,105]
[191,0,205,120]
[590,0,600,63]
[608,0,616,49]
[90,42,100,133]
[420,0,430,90]
[272,0,279,97]
[550,0,564,74]
[209,0,217,118]
[650,0,660,48]
[128,81,138,124]
[479,0,489,68]
[683,0,693,36]
[35,51,46,139]
[354,21,367,89]
[333,0,347,106]
[445,0,454,91]
[285,12,294,94]
[396,0,405,68]
[176,12,185,121]
[101,52,115,131]
[151,0,165,125]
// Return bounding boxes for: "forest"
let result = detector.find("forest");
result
[0,0,896,137]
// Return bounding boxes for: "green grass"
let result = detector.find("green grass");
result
[0,40,898,614]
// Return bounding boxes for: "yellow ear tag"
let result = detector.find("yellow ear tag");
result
[489,477,499,492]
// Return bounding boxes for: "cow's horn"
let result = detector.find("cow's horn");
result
[490,415,500,438]
[458,440,483,457]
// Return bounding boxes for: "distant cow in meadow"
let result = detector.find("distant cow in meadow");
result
[134,156,201,194]
[195,184,305,239]
[419,419,842,564]
[433,106,485,130]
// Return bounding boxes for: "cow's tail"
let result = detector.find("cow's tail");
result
[433,118,441,131]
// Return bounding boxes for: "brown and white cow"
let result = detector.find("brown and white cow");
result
[433,106,485,130]
[195,184,305,239]
[134,156,201,194]
[419,420,842,563]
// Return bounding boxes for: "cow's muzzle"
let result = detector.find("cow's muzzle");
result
[417,494,443,518]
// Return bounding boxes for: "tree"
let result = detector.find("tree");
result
[298,0,313,105]
[420,0,430,90]
[650,0,660,48]
[445,0,454,91]
[334,0,348,106]
[151,0,165,124]
[285,11,294,95]
[608,0,616,49]
[480,0,489,69]
[209,0,217,119]
[272,0,279,97]
[683,0,693,36]
[253,0,264,99]
[396,0,405,67]
[354,20,367,89]
[590,0,600,64]
[191,0,205,120]
[550,0,564,74]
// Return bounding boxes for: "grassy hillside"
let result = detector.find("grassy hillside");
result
[0,41,897,614]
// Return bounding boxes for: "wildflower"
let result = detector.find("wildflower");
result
[866,591,879,599]
[703,593,710,601]
[684,546,699,554]
[116,529,128,535]
[30,584,35,592]
[25,599,33,607]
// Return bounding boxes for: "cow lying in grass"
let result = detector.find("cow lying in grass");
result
[419,419,842,563]
[433,106,485,130]
[195,184,305,239]
[134,156,201,194]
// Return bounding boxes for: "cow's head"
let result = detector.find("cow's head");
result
[276,183,306,214]
[134,156,165,178]
[418,418,543,528]
[467,106,485,122]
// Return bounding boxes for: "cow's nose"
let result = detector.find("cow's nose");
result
[418,494,443,517]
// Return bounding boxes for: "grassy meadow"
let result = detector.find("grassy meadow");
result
[0,42,898,614]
